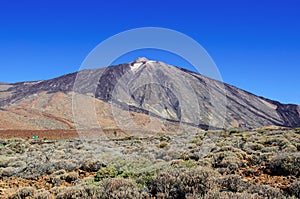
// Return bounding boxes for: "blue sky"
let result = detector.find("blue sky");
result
[0,0,299,104]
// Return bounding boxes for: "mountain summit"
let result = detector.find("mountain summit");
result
[0,59,299,131]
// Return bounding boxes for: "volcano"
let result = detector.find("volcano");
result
[0,58,299,132]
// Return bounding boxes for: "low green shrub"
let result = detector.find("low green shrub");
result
[256,129,267,133]
[178,160,197,168]
[295,128,300,134]
[191,138,202,146]
[229,129,240,134]
[158,141,169,148]
[95,166,119,182]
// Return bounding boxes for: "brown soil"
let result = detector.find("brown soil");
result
[0,129,127,139]
[0,130,79,139]
[238,166,294,191]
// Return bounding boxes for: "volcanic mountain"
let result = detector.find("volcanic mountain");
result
[0,58,299,132]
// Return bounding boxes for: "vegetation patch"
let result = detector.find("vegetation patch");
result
[1,130,300,198]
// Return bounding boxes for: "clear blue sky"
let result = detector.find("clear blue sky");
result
[0,0,299,105]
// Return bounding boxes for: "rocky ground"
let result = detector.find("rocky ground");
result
[1,127,300,198]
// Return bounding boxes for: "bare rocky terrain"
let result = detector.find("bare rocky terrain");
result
[0,58,299,131]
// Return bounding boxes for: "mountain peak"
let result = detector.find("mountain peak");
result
[133,57,149,63]
[129,57,151,72]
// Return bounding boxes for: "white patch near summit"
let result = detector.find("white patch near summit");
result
[130,57,152,72]
[130,62,143,72]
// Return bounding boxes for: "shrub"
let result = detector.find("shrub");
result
[256,129,267,133]
[50,170,66,186]
[95,166,119,182]
[52,169,66,176]
[245,142,264,151]
[211,151,244,171]
[204,190,260,199]
[52,176,62,186]
[247,154,262,166]
[9,187,35,199]
[247,184,284,198]
[220,175,249,192]
[158,141,169,148]
[0,156,11,167]
[290,180,300,198]
[180,150,200,161]
[8,160,27,168]
[6,139,28,154]
[55,187,88,199]
[164,149,181,160]
[0,159,27,177]
[81,159,106,172]
[229,129,240,134]
[268,153,300,176]
[178,160,197,168]
[0,167,17,177]
[53,160,78,171]
[180,167,220,196]
[294,128,300,134]
[146,167,219,198]
[110,156,153,174]
[296,143,300,151]
[191,138,202,146]
[282,144,298,153]
[64,172,79,183]
[53,185,103,198]
[100,178,147,198]
[263,137,289,147]
[0,139,7,146]
[123,136,134,140]
[261,146,278,153]
[146,169,184,198]
[34,189,51,199]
